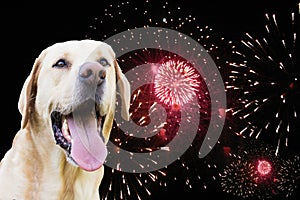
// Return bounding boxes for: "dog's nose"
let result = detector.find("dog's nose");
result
[79,62,106,85]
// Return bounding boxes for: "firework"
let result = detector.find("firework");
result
[104,47,211,198]
[226,3,300,155]
[220,159,258,198]
[220,139,278,199]
[277,155,300,198]
[223,5,300,197]
[220,139,300,199]
[153,59,201,106]
[257,160,272,176]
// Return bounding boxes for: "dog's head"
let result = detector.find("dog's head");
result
[18,40,131,171]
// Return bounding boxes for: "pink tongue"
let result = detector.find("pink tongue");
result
[67,114,107,171]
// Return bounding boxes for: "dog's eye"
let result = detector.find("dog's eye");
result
[53,59,68,68]
[99,58,110,67]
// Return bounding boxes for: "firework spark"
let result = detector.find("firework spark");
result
[227,3,300,155]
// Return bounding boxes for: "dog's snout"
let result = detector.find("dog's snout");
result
[79,62,106,84]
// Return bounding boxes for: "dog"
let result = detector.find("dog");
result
[0,40,131,199]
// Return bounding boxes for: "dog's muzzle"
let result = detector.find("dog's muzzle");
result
[51,62,108,172]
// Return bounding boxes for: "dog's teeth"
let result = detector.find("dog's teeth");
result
[62,118,72,142]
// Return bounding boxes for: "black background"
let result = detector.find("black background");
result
[1,1,299,199]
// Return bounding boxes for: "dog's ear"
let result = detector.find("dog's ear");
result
[18,56,42,129]
[114,60,131,121]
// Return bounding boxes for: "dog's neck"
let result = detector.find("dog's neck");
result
[0,124,103,200]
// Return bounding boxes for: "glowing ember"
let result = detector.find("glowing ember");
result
[153,60,201,106]
[257,160,272,175]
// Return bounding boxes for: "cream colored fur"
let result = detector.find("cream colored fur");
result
[0,40,130,200]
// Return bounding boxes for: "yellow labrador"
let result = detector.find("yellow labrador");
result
[0,40,131,199]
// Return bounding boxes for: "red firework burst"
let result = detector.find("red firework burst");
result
[257,160,272,176]
[153,60,201,107]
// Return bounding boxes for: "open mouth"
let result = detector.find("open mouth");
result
[50,100,107,171]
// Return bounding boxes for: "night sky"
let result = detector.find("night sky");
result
[1,1,299,199]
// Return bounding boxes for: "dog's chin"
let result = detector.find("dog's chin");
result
[50,100,107,172]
